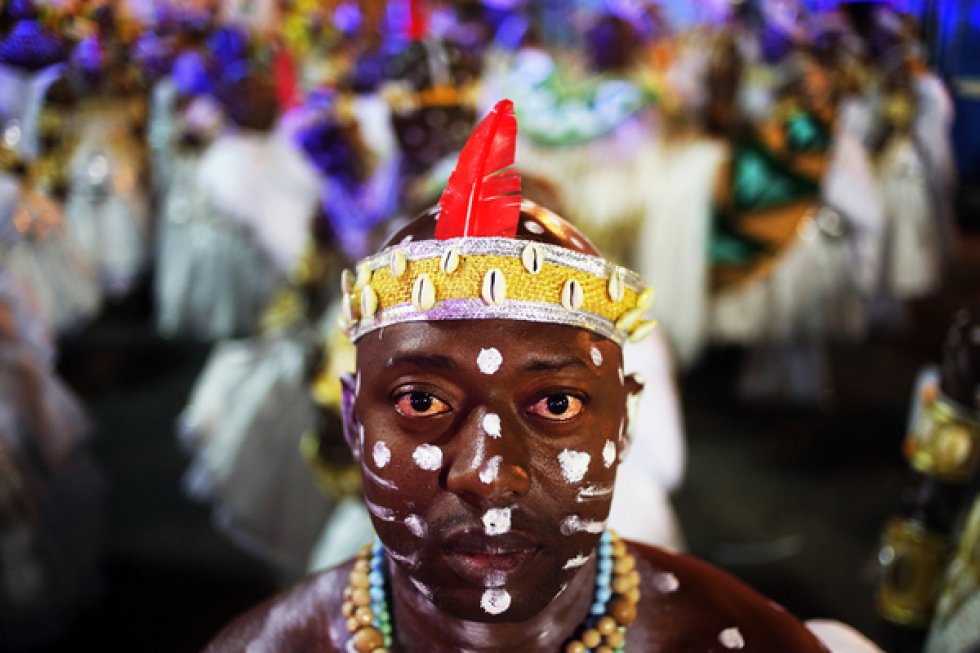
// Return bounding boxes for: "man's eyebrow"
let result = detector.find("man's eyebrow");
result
[384,353,458,371]
[522,357,588,373]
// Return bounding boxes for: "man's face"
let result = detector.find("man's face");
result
[350,319,630,622]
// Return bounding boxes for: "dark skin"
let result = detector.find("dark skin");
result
[206,210,829,652]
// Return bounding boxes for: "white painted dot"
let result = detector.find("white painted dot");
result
[480,455,503,484]
[481,589,511,615]
[365,500,396,522]
[571,236,585,249]
[602,440,616,468]
[590,346,603,367]
[563,554,590,569]
[405,514,426,537]
[413,444,443,471]
[558,449,591,483]
[618,367,624,385]
[477,347,503,375]
[482,507,512,535]
[373,441,391,468]
[355,371,362,395]
[485,571,506,587]
[719,627,745,649]
[524,220,545,235]
[652,572,680,593]
[482,413,502,438]
[560,515,606,535]
[401,235,413,244]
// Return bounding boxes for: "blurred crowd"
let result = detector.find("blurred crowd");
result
[0,0,972,650]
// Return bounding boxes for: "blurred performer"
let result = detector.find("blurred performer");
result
[0,2,102,334]
[876,305,980,653]
[0,265,103,649]
[63,10,152,299]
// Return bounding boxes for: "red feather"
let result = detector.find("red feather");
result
[408,0,427,41]
[435,99,522,240]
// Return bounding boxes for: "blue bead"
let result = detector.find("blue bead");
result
[597,572,612,590]
[370,587,386,602]
[597,587,612,603]
[599,543,613,557]
[369,571,385,587]
[590,601,605,615]
[598,558,613,574]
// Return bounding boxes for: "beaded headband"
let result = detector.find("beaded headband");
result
[341,99,655,347]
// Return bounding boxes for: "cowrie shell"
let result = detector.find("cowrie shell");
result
[390,250,407,278]
[440,247,461,273]
[482,269,506,305]
[637,287,655,311]
[412,274,436,311]
[607,268,625,302]
[521,243,544,274]
[342,292,355,322]
[341,269,355,294]
[629,320,658,342]
[355,261,372,288]
[616,307,643,331]
[561,279,584,310]
[360,285,378,318]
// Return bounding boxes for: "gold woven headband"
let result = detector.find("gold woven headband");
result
[341,219,655,347]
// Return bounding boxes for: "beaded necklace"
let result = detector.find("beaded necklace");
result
[342,530,640,653]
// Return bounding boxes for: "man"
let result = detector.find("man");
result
[206,100,839,652]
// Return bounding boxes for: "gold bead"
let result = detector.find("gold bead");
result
[565,642,587,653]
[609,597,637,626]
[626,587,641,603]
[350,570,370,588]
[628,570,641,587]
[613,576,633,594]
[611,540,627,557]
[354,606,375,626]
[607,630,626,647]
[613,554,636,574]
[597,615,618,635]
[596,646,614,653]
[343,587,353,600]
[351,588,371,606]
[354,559,370,573]
[342,601,355,618]
[582,628,602,648]
[352,626,385,652]
[346,617,360,632]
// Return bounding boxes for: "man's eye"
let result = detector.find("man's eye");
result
[528,394,584,421]
[394,391,452,417]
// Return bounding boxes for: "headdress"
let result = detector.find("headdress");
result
[342,99,655,347]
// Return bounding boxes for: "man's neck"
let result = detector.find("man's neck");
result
[387,558,597,653]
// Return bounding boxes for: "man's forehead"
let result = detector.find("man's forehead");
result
[356,320,618,370]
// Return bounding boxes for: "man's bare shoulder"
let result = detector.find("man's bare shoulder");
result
[204,561,355,653]
[628,542,829,652]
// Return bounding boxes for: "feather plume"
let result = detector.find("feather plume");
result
[435,99,522,240]
[408,0,427,41]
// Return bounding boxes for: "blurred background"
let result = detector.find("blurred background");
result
[0,0,978,651]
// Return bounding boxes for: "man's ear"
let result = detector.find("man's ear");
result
[620,372,645,453]
[340,372,363,462]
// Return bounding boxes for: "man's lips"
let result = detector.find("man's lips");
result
[441,529,542,584]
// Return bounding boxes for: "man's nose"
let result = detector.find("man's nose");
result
[444,407,531,507]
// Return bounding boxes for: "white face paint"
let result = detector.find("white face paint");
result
[618,367,624,385]
[602,440,617,468]
[404,514,426,538]
[365,500,397,522]
[480,455,503,484]
[477,347,503,375]
[482,413,502,438]
[358,424,366,450]
[557,449,591,483]
[413,444,443,471]
[411,577,433,599]
[485,571,506,588]
[362,466,399,491]
[373,441,391,468]
[652,572,680,593]
[563,553,590,569]
[719,627,746,649]
[590,346,603,367]
[560,515,606,535]
[576,483,613,502]
[482,507,512,536]
[480,589,512,615]
[387,548,419,567]
[355,371,362,396]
